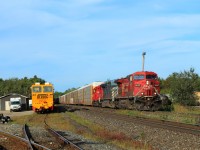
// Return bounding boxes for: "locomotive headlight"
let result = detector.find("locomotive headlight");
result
[146,81,149,85]
[141,92,144,95]
[154,92,157,95]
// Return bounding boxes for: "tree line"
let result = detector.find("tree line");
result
[159,68,200,106]
[0,75,45,98]
[1,68,200,106]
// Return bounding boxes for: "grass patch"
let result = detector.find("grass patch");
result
[10,112,76,131]
[11,114,35,125]
[46,113,76,131]
[117,104,200,125]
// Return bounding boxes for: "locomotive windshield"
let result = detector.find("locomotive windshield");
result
[43,86,53,92]
[146,75,157,80]
[32,86,42,92]
[134,74,157,80]
[134,75,145,80]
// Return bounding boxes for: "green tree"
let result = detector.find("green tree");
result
[0,75,46,97]
[64,88,77,94]
[167,68,200,106]
[54,91,64,99]
[159,77,170,94]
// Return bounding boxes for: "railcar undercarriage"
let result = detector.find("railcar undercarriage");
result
[93,95,171,111]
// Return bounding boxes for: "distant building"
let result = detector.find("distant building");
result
[0,93,29,111]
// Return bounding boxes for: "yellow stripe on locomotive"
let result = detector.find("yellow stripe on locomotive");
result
[31,82,54,112]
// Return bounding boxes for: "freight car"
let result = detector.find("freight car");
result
[31,82,54,113]
[59,82,103,106]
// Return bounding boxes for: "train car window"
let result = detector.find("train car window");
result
[32,86,42,92]
[134,75,145,80]
[43,86,53,92]
[146,75,157,79]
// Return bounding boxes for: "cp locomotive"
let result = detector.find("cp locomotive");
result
[31,82,54,112]
[59,71,171,111]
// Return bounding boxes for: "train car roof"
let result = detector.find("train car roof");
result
[132,71,157,75]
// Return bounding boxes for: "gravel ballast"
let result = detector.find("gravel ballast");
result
[74,109,200,150]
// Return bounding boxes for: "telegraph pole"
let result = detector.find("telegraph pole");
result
[142,52,146,71]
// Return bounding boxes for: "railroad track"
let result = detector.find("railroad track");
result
[44,114,84,150]
[23,123,51,150]
[0,129,50,150]
[73,105,200,136]
[0,113,84,150]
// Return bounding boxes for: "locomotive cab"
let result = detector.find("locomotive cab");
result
[131,71,165,110]
[132,71,160,97]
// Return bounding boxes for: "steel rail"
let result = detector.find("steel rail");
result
[0,130,51,150]
[130,116,200,135]
[23,124,34,150]
[0,130,29,149]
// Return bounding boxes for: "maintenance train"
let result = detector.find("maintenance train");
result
[31,82,54,112]
[59,71,171,111]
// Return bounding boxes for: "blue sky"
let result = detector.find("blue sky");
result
[1,0,200,92]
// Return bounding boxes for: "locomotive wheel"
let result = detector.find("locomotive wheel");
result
[151,101,162,111]
[150,104,159,111]
[135,103,144,110]
[117,100,133,109]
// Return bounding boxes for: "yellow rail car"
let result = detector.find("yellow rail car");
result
[31,82,54,112]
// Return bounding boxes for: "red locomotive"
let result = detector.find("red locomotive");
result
[60,53,171,111]
[92,71,171,110]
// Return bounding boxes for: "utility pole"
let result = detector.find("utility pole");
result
[142,52,146,71]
